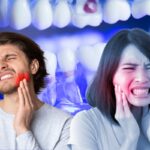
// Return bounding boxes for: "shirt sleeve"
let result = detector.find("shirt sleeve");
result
[68,111,99,150]
[16,131,41,150]
[54,117,72,150]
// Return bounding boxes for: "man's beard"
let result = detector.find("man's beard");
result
[0,83,17,94]
[0,69,17,94]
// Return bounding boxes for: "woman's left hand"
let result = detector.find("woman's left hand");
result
[114,85,140,141]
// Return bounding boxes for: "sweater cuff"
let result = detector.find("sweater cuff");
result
[16,131,33,148]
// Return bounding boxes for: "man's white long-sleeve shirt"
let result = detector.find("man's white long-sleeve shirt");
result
[0,104,71,150]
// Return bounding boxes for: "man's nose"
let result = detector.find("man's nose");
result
[0,61,8,70]
[135,69,150,83]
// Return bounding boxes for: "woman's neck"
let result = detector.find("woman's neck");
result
[131,106,143,125]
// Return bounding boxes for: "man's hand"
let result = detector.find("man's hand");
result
[14,79,34,136]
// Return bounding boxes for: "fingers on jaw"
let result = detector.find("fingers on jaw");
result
[122,93,130,117]
[115,84,123,112]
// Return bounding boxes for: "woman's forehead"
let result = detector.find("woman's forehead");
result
[119,44,150,65]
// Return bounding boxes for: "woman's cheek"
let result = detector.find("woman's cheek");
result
[120,76,131,96]
[113,73,128,89]
[113,72,126,87]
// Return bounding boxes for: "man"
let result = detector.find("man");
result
[0,32,71,149]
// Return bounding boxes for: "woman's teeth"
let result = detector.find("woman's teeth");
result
[132,88,149,96]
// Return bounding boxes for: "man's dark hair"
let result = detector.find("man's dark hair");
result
[86,28,150,123]
[0,32,48,94]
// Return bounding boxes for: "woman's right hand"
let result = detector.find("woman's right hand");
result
[114,85,140,149]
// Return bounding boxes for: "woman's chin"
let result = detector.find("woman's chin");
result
[128,99,150,107]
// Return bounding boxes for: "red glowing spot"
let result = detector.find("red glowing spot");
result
[16,72,30,87]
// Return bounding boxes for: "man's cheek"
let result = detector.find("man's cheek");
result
[15,72,30,87]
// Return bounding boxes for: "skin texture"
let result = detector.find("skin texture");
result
[0,44,43,136]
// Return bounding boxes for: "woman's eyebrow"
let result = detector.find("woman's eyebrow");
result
[121,63,138,66]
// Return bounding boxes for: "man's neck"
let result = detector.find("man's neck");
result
[0,92,19,114]
[0,92,44,114]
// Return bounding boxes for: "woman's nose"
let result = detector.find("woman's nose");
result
[135,69,150,83]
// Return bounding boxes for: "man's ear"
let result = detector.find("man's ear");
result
[30,59,39,74]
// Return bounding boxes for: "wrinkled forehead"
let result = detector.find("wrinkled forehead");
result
[0,44,25,58]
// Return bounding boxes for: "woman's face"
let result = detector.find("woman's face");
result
[113,44,150,107]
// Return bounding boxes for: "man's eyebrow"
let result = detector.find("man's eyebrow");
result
[4,53,18,58]
[5,53,17,57]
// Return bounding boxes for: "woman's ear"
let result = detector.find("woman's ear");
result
[30,59,39,74]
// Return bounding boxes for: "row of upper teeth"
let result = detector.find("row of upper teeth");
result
[0,74,12,81]
[132,89,149,95]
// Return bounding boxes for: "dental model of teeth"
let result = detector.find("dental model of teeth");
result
[44,51,57,78]
[0,0,150,29]
[57,48,76,73]
[131,0,150,19]
[72,0,102,28]
[55,47,85,113]
[32,0,53,30]
[10,0,31,30]
[0,0,9,27]
[56,47,83,102]
[53,0,71,28]
[38,51,57,105]
[77,42,105,84]
[103,0,131,24]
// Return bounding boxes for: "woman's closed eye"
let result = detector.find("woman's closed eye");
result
[121,63,137,71]
[122,67,135,70]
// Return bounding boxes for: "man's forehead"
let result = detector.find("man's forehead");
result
[0,44,23,57]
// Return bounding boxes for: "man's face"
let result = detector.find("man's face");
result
[0,44,31,94]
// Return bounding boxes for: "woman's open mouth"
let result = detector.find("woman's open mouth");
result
[131,88,150,98]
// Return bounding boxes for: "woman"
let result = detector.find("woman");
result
[68,28,150,150]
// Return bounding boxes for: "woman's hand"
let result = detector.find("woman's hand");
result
[14,79,34,136]
[114,85,140,149]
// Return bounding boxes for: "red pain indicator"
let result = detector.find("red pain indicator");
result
[15,72,30,87]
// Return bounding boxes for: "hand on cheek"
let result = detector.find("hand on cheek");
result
[14,78,34,136]
[15,72,30,87]
[114,84,140,141]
